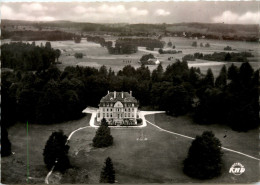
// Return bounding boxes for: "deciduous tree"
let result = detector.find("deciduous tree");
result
[183,131,223,179]
[43,130,70,172]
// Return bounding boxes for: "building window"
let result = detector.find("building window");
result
[111,109,112,111]
[103,113,105,117]
[129,108,130,111]
[132,108,134,111]
[125,113,127,117]
[107,108,109,111]
[128,113,130,117]
[132,113,134,117]
[103,108,105,112]
[107,113,109,117]
[110,114,112,117]
[98,113,100,118]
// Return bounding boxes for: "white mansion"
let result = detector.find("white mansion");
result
[97,91,139,126]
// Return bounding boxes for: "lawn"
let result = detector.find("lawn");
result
[63,113,259,183]
[2,113,259,183]
[1,115,91,184]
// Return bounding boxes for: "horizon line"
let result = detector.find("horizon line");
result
[2,19,259,26]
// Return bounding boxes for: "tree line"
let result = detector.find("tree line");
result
[2,59,259,131]
[182,52,253,63]
[2,42,60,71]
[116,38,164,49]
[2,30,75,41]
[86,36,164,55]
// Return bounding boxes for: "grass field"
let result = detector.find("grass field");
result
[1,115,91,184]
[2,37,259,76]
[2,113,259,183]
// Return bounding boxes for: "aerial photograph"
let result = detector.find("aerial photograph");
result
[1,1,259,184]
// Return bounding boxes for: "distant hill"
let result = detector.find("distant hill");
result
[2,19,259,42]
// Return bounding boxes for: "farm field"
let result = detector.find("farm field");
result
[2,37,259,76]
[2,113,259,184]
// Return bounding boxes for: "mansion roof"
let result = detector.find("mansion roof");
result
[100,91,138,104]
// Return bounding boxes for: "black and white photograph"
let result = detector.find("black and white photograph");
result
[1,1,260,184]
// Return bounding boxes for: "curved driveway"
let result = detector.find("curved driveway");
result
[45,109,259,184]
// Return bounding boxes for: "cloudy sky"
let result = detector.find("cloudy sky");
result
[1,2,260,24]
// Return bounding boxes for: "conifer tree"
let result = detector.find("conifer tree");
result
[204,68,214,88]
[100,157,115,183]
[1,126,12,157]
[93,118,113,148]
[215,65,227,88]
[227,63,238,81]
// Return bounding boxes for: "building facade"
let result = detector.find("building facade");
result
[97,91,139,126]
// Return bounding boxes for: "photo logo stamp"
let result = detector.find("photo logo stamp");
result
[229,163,245,175]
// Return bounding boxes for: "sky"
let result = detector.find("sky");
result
[1,2,260,24]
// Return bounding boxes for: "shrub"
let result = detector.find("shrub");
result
[191,41,197,47]
[158,48,163,54]
[74,53,83,58]
[74,36,81,43]
[224,46,232,51]
[137,118,142,124]
[140,54,155,62]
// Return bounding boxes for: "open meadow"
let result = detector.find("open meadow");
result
[2,37,259,76]
[2,113,259,184]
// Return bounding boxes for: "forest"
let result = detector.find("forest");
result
[2,30,75,41]
[86,36,163,54]
[2,42,59,71]
[1,42,259,132]
[116,38,164,49]
[182,52,253,63]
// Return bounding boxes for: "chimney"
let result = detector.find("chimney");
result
[114,91,116,98]
[130,90,132,96]
[122,92,124,98]
[108,90,110,94]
